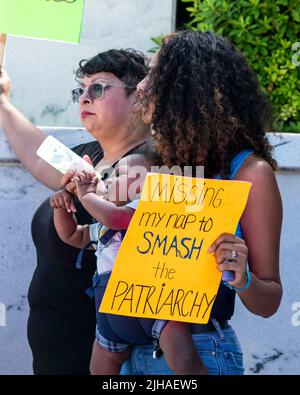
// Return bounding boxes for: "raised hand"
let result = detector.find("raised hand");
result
[60,154,95,195]
[0,66,10,98]
[73,170,98,200]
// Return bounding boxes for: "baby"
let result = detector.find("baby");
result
[50,151,208,375]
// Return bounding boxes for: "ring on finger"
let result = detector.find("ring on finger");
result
[230,250,238,261]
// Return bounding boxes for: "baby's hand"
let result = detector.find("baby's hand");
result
[59,155,95,196]
[50,190,76,213]
[73,170,98,200]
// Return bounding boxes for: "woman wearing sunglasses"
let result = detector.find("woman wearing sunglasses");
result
[0,49,151,374]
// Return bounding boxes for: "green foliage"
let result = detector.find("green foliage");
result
[180,0,300,132]
[148,35,164,53]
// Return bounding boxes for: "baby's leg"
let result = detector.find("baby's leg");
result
[90,340,132,375]
[159,321,209,375]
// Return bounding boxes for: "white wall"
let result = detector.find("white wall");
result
[3,0,175,127]
[0,130,299,375]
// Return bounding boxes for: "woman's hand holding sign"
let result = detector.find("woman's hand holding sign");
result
[209,233,249,290]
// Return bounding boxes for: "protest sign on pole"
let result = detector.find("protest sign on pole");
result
[100,173,252,324]
[0,33,6,65]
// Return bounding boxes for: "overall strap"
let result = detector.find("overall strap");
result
[75,228,127,270]
[229,149,254,180]
[77,227,126,298]
[98,228,126,245]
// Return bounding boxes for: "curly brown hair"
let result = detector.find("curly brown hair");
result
[145,30,276,178]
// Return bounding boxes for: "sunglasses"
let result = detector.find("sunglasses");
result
[71,82,135,103]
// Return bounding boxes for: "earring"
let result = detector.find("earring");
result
[150,124,156,135]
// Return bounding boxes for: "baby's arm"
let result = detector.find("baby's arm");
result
[74,171,135,230]
[50,190,90,249]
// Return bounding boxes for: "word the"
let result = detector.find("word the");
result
[152,262,176,280]
[110,281,216,320]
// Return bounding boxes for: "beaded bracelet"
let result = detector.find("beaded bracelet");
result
[224,270,251,292]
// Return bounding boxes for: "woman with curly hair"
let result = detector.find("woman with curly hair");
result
[121,30,282,375]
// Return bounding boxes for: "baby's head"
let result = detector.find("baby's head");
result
[105,143,160,206]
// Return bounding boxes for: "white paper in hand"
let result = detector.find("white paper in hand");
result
[36,135,95,175]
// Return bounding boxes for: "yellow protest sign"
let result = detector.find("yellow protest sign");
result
[0,0,85,43]
[100,174,252,324]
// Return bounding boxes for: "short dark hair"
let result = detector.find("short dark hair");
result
[76,49,148,96]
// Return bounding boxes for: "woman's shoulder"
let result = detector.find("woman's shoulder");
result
[234,154,282,214]
[234,154,276,184]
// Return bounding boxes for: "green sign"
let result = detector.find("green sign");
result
[0,0,85,43]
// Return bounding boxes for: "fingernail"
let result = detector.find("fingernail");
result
[208,246,214,253]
